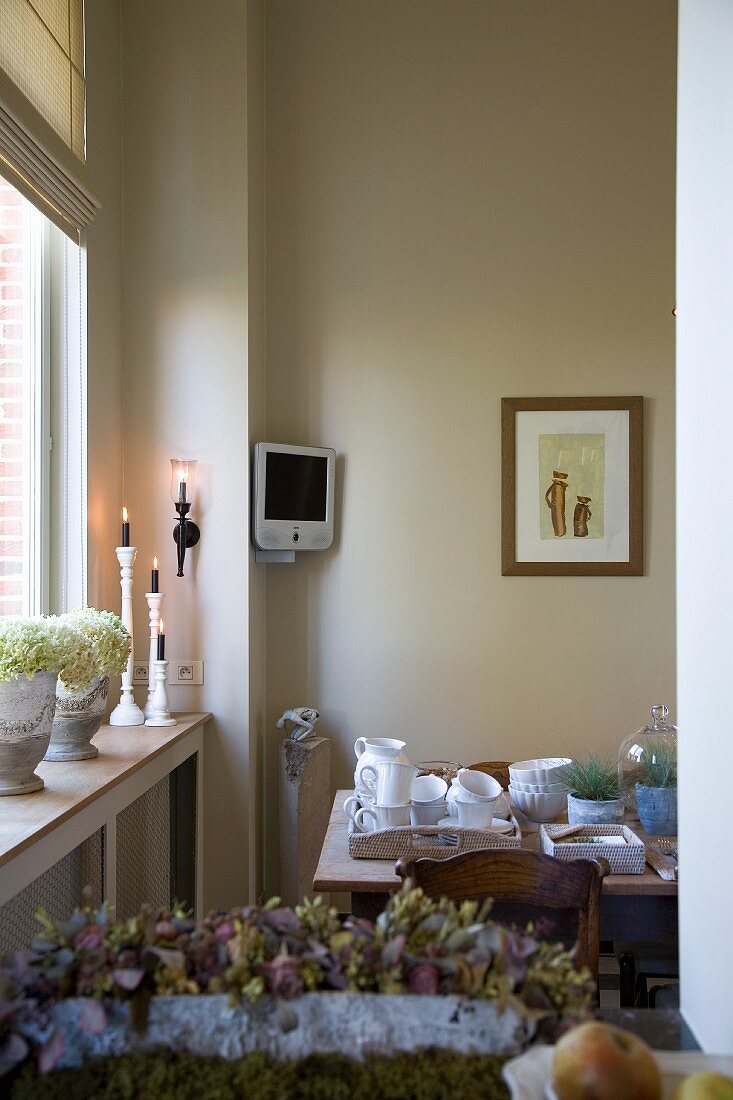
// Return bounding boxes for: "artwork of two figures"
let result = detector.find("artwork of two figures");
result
[539,433,605,540]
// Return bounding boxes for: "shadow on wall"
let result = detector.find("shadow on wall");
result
[263,453,346,898]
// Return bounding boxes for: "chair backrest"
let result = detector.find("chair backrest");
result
[396,849,609,979]
[466,760,512,789]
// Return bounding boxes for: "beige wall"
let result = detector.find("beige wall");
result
[247,0,268,901]
[84,0,124,619]
[264,0,677,892]
[120,0,262,907]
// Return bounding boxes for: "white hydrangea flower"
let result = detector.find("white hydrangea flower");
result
[60,608,131,682]
[0,610,131,691]
[0,616,61,682]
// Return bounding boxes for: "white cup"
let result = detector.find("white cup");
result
[456,798,495,829]
[354,803,411,831]
[411,774,449,803]
[343,793,374,822]
[456,768,503,803]
[360,760,418,806]
[410,800,447,826]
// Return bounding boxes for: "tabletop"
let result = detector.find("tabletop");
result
[313,790,679,897]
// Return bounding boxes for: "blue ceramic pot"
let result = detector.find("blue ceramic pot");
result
[636,784,677,836]
[567,793,625,826]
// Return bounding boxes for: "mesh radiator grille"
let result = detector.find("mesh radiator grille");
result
[115,774,172,919]
[0,830,103,956]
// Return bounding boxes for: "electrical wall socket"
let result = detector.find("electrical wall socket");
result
[132,661,204,686]
[168,661,204,686]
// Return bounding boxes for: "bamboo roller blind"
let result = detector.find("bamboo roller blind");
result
[0,0,98,239]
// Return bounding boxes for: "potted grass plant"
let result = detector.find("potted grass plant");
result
[635,742,677,836]
[45,610,131,762]
[0,617,95,795]
[559,753,626,826]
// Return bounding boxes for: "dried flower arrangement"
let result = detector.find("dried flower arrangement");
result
[0,887,593,1078]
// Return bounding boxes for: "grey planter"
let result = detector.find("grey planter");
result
[45,675,110,761]
[0,670,58,794]
[19,993,535,1069]
[567,793,625,826]
[636,784,677,836]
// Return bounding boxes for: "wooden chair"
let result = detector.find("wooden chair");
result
[396,849,610,981]
[466,760,512,789]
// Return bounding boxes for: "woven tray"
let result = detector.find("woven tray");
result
[348,815,522,861]
[540,823,645,874]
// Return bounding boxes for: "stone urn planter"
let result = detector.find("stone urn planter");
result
[0,671,58,795]
[19,992,535,1071]
[567,792,625,826]
[45,675,110,761]
[636,783,677,836]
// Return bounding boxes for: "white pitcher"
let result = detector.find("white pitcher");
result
[354,736,409,796]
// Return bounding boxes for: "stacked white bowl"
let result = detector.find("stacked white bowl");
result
[508,758,570,823]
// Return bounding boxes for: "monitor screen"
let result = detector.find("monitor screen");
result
[264,451,329,521]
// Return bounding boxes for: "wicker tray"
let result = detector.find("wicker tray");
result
[348,814,522,861]
[540,823,645,874]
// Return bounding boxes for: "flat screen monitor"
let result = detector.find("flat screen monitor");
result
[253,442,335,552]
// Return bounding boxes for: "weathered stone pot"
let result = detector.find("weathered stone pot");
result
[0,670,58,795]
[567,793,625,826]
[20,993,535,1070]
[636,783,677,836]
[45,675,109,762]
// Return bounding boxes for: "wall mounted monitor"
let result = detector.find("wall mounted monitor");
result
[252,442,335,552]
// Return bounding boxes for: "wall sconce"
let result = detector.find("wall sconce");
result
[170,458,200,577]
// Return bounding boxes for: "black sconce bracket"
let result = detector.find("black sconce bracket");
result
[173,502,200,577]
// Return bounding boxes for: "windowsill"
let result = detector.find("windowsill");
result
[0,713,210,868]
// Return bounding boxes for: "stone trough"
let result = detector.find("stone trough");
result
[23,993,535,1069]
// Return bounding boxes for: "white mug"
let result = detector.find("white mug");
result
[411,773,448,803]
[456,768,502,803]
[343,794,374,827]
[355,803,411,831]
[410,800,447,826]
[360,760,418,805]
[456,798,495,829]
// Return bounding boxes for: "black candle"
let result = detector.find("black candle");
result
[178,479,187,504]
[157,622,165,661]
[121,507,130,547]
[151,556,159,593]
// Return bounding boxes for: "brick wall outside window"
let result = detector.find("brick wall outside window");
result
[0,179,29,616]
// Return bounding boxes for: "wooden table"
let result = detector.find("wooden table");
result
[0,714,209,919]
[314,791,678,941]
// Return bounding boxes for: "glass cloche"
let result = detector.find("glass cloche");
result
[618,704,678,817]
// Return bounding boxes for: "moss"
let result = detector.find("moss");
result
[9,1048,511,1100]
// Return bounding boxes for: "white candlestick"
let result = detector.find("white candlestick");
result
[145,660,176,726]
[109,546,145,726]
[144,592,164,719]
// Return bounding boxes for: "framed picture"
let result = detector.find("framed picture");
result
[501,397,643,576]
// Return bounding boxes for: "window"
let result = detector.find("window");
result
[0,172,85,616]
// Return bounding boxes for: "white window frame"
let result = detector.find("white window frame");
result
[48,223,87,613]
[1,176,86,618]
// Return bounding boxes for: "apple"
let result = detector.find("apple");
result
[673,1072,733,1100]
[552,1020,662,1100]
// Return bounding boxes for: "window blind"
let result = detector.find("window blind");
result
[0,0,99,241]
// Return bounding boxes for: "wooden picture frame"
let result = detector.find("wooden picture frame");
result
[501,397,643,576]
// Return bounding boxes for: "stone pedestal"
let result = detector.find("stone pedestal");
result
[279,736,331,907]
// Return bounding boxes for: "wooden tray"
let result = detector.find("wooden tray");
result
[540,823,645,874]
[348,813,522,861]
